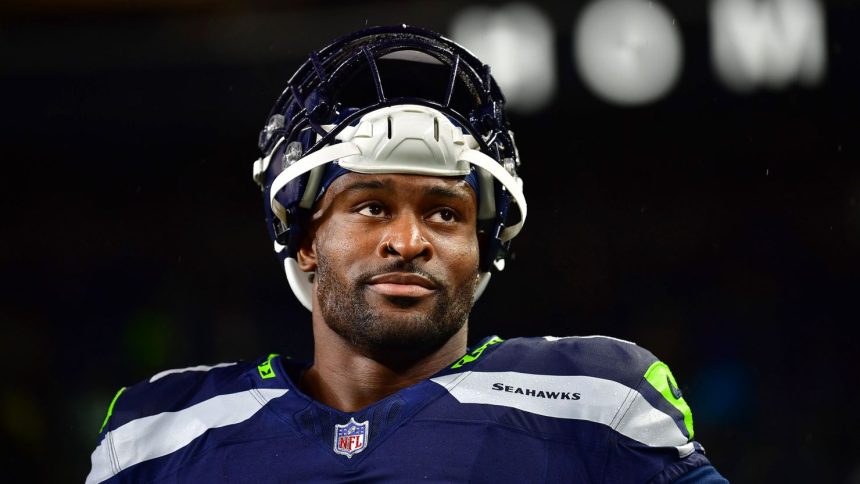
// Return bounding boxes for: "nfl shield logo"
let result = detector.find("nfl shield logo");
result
[333,418,369,458]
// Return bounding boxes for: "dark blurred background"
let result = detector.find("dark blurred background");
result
[2,0,858,482]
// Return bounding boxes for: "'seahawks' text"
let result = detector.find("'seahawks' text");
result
[491,383,581,400]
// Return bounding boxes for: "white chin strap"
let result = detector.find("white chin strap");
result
[259,104,526,311]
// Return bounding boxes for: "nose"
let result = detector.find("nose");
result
[378,213,432,262]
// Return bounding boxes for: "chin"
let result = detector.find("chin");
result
[338,300,466,356]
[364,322,464,357]
[316,270,474,357]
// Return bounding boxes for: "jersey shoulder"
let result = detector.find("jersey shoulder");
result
[101,358,264,433]
[493,335,694,438]
[432,335,714,482]
[88,355,290,484]
[484,334,660,388]
[438,334,697,447]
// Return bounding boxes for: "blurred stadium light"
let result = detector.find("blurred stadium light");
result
[710,0,827,91]
[449,3,556,114]
[574,0,683,106]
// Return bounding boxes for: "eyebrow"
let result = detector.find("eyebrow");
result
[424,185,473,202]
[340,180,388,193]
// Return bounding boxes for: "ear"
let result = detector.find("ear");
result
[297,236,318,272]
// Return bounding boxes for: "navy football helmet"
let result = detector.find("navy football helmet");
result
[252,25,527,310]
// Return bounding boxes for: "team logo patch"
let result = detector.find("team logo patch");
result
[333,418,369,458]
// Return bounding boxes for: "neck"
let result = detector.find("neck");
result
[302,313,468,413]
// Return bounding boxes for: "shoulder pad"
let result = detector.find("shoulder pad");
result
[469,336,695,441]
[99,359,257,434]
[482,335,656,389]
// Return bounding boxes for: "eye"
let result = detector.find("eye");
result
[357,203,386,217]
[428,208,458,223]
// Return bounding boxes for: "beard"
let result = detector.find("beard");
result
[314,249,477,358]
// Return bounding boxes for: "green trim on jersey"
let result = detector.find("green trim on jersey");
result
[99,387,127,433]
[257,353,279,380]
[451,337,503,369]
[644,361,694,439]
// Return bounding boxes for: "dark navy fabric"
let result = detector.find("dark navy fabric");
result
[488,337,654,383]
[671,462,729,484]
[92,336,727,483]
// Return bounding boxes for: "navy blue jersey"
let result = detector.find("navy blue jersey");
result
[87,336,726,483]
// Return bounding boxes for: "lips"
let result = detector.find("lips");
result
[366,272,439,298]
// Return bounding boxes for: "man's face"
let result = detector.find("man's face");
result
[299,172,480,355]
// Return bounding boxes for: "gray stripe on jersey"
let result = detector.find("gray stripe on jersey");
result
[148,362,238,382]
[86,388,288,484]
[431,371,691,454]
[543,335,637,346]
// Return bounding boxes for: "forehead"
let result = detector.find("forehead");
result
[319,172,477,207]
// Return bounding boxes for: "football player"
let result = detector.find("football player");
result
[87,25,727,483]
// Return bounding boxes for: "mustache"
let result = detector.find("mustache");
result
[356,261,444,288]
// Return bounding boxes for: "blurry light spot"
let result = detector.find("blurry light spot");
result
[123,312,174,371]
[450,3,556,114]
[710,0,827,92]
[691,361,751,425]
[1,390,44,448]
[574,0,683,105]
